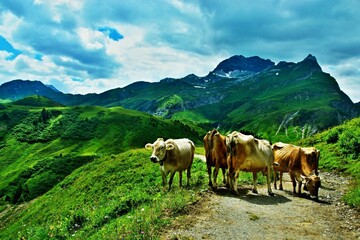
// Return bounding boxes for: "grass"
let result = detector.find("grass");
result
[297,117,360,207]
[0,104,204,205]
[0,149,208,239]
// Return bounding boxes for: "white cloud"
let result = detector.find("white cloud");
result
[77,27,104,50]
[0,0,359,103]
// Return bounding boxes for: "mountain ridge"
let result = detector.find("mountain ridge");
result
[0,54,358,139]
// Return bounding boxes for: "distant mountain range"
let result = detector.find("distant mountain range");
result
[0,54,358,139]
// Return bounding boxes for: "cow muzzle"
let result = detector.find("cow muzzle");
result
[150,156,159,163]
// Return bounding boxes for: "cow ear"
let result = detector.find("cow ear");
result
[145,143,153,149]
[166,143,175,150]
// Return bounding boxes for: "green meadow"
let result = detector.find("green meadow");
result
[0,97,358,239]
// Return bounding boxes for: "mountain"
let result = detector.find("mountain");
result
[0,80,62,101]
[0,54,358,140]
[212,55,274,78]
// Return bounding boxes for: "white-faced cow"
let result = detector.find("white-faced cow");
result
[145,138,195,191]
[226,131,275,196]
[272,142,321,200]
[203,129,227,188]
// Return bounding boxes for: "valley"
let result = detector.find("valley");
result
[0,54,359,239]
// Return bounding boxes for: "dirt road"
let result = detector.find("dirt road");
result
[161,172,359,240]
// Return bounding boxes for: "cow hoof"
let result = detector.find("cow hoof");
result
[252,189,258,194]
[268,192,274,196]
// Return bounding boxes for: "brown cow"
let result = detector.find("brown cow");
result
[272,142,321,199]
[145,138,195,191]
[226,131,275,196]
[203,129,227,188]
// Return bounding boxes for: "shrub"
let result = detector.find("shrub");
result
[338,129,360,158]
[325,127,340,144]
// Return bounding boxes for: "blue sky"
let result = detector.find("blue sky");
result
[0,0,359,102]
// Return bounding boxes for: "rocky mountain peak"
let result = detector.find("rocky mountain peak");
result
[304,54,317,62]
[213,55,275,74]
[299,54,322,71]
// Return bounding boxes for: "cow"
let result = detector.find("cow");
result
[272,142,321,200]
[145,138,195,191]
[203,129,228,188]
[226,131,275,196]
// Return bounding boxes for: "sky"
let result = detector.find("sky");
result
[0,0,359,102]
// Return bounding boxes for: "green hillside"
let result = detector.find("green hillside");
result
[0,149,208,239]
[297,117,360,207]
[0,104,204,205]
[0,103,358,239]
[1,56,357,143]
[185,59,357,142]
[12,95,64,107]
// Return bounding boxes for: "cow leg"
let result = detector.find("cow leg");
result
[290,172,297,195]
[179,171,183,187]
[226,170,232,189]
[279,172,284,190]
[233,171,240,194]
[207,164,213,187]
[186,165,191,188]
[274,168,278,190]
[266,167,274,196]
[221,168,227,184]
[161,169,167,187]
[213,165,219,188]
[297,180,302,197]
[168,171,176,191]
[252,172,258,194]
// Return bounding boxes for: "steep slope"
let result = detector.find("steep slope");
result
[174,55,358,140]
[0,103,204,204]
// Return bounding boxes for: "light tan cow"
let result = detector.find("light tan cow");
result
[272,142,321,199]
[226,131,275,196]
[203,129,227,188]
[145,138,195,191]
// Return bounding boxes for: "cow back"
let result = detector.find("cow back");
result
[228,132,273,171]
[273,143,301,172]
[165,138,194,171]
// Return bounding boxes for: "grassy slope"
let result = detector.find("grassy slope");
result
[0,149,208,239]
[0,103,205,204]
[3,118,358,239]
[297,117,360,207]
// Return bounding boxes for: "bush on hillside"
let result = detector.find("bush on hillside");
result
[325,127,341,144]
[2,155,95,203]
[11,109,62,142]
[338,128,360,158]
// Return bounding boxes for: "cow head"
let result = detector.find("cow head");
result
[301,173,321,199]
[145,138,174,163]
[225,131,239,156]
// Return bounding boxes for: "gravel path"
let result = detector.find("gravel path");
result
[161,172,359,240]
